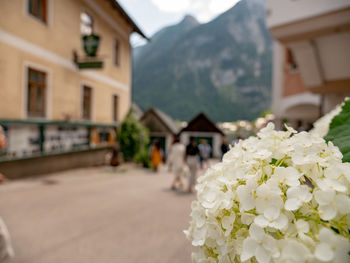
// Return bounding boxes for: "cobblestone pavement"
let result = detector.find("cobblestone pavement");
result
[0,163,212,263]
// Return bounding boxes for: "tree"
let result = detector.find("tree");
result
[117,112,149,163]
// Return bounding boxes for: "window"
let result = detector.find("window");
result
[82,86,92,120]
[27,68,46,118]
[113,95,119,122]
[80,12,93,35]
[114,40,120,66]
[286,48,298,71]
[28,0,47,23]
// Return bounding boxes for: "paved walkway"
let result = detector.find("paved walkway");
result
[0,163,205,263]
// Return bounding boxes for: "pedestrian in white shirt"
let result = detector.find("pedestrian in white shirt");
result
[167,137,186,190]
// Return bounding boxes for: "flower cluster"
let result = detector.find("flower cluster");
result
[185,123,350,263]
[310,99,347,138]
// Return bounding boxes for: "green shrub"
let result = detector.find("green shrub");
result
[117,112,149,162]
[134,149,151,168]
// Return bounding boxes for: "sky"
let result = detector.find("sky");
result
[118,0,241,46]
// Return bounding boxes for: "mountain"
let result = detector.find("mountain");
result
[133,15,199,63]
[132,0,272,122]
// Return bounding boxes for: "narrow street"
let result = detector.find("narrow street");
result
[0,164,197,263]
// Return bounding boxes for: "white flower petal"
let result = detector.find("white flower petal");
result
[241,237,258,261]
[295,219,309,233]
[262,234,277,252]
[270,214,288,230]
[254,215,269,228]
[263,206,280,221]
[249,223,265,241]
[237,185,255,211]
[315,243,334,262]
[315,190,335,206]
[286,177,300,187]
[335,194,350,215]
[325,178,347,193]
[285,198,302,211]
[281,239,310,262]
[255,246,271,263]
[319,205,337,220]
[318,228,333,243]
[222,214,235,230]
[298,185,312,202]
[192,227,207,246]
[241,213,255,225]
[286,186,301,199]
[274,167,301,187]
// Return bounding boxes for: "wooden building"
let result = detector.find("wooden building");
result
[179,113,224,158]
[140,108,180,158]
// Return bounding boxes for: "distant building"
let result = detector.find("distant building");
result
[140,108,179,158]
[267,0,350,130]
[179,113,224,158]
[0,0,147,177]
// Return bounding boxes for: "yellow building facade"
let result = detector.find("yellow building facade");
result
[0,0,146,174]
[0,0,145,122]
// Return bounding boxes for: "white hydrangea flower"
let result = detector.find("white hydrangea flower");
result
[236,178,257,211]
[221,213,236,237]
[311,101,344,138]
[314,189,350,220]
[273,167,301,187]
[278,239,312,263]
[241,224,278,263]
[185,123,350,263]
[284,185,312,211]
[315,228,350,263]
[254,206,288,230]
[255,181,283,214]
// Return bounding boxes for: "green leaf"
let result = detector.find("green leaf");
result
[324,99,350,163]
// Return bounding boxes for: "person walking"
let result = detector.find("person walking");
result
[198,139,211,169]
[220,137,229,160]
[109,145,120,169]
[186,137,200,193]
[167,137,185,190]
[150,140,163,172]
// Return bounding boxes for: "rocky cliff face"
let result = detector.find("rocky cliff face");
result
[133,0,272,122]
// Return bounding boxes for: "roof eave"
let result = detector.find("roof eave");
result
[108,0,149,41]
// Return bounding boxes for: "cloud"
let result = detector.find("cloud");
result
[151,0,241,22]
[151,0,190,13]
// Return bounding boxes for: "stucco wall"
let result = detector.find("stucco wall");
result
[0,0,132,123]
[267,0,350,28]
[283,72,308,97]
